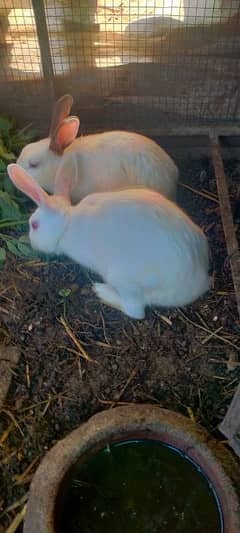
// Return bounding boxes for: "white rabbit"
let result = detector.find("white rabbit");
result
[7,160,210,319]
[16,94,178,202]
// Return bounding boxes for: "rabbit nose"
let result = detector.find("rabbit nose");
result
[31,220,39,230]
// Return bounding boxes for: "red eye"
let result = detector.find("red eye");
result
[31,220,39,230]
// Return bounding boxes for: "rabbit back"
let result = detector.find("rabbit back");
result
[64,188,210,308]
[67,131,178,201]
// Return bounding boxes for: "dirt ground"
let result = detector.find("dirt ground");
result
[0,154,240,531]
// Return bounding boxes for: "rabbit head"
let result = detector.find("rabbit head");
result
[16,94,79,194]
[7,156,77,255]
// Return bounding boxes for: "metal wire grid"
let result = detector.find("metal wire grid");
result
[0,1,239,130]
[0,0,41,80]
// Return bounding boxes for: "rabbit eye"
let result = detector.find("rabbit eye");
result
[29,161,39,169]
[31,220,39,230]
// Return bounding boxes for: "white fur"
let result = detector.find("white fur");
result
[17,131,179,202]
[28,188,210,318]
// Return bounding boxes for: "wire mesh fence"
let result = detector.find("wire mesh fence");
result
[0,1,239,132]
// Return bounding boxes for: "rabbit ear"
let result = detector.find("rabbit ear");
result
[49,116,80,155]
[54,154,78,200]
[7,164,51,207]
[49,94,74,138]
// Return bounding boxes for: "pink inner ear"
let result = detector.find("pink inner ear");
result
[49,117,80,154]
[7,164,49,206]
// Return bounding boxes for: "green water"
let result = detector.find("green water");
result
[60,440,222,533]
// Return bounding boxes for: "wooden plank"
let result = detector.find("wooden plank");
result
[220,383,240,458]
[210,133,240,458]
[31,0,55,101]
[210,133,240,319]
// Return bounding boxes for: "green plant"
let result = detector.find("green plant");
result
[0,116,39,267]
[58,288,72,319]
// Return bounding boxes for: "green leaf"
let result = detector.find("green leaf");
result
[6,239,23,257]
[0,218,28,229]
[17,241,37,258]
[0,117,12,134]
[3,176,15,195]
[59,288,72,298]
[0,190,22,220]
[18,234,30,243]
[8,128,37,155]
[0,233,38,261]
[0,138,15,161]
[0,246,6,268]
[0,159,6,172]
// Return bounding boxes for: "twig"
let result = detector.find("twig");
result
[110,367,138,408]
[1,492,28,518]
[178,309,240,351]
[95,340,117,348]
[215,290,236,295]
[201,326,223,345]
[16,393,73,413]
[0,448,18,466]
[226,352,239,371]
[195,311,209,329]
[179,182,219,203]
[0,305,9,315]
[0,422,14,446]
[41,394,51,417]
[139,392,162,404]
[211,375,229,381]
[202,188,217,198]
[209,358,240,368]
[26,363,30,388]
[59,316,95,363]
[155,312,173,326]
[212,270,215,289]
[100,311,110,345]
[5,504,27,533]
[14,456,40,486]
[187,406,196,423]
[77,357,83,380]
[98,399,137,406]
[0,409,24,437]
[0,285,15,297]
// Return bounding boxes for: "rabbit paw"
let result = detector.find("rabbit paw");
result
[93,283,122,311]
[93,283,145,319]
[120,298,145,319]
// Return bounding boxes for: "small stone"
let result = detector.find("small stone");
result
[69,283,79,293]
[81,288,90,296]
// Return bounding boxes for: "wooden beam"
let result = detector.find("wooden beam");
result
[31,0,55,102]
